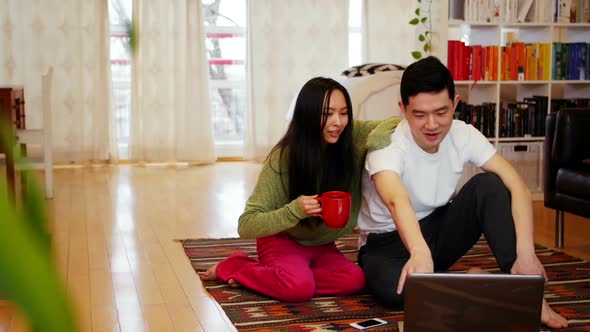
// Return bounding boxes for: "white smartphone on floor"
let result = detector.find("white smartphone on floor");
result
[349,318,388,330]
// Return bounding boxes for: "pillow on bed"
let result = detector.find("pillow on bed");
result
[342,63,405,77]
[286,70,403,122]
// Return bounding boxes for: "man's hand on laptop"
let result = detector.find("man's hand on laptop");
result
[397,247,433,294]
[511,252,548,282]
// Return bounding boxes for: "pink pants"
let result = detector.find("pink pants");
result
[215,233,366,302]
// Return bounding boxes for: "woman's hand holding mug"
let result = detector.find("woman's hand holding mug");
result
[314,191,351,229]
[299,195,322,217]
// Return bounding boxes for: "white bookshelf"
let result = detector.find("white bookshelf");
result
[438,0,590,196]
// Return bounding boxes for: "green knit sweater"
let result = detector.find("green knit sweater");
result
[237,117,401,246]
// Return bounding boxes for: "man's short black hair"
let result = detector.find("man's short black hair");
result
[400,56,455,107]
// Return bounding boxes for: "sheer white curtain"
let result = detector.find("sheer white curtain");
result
[130,0,215,163]
[246,0,349,159]
[0,0,113,163]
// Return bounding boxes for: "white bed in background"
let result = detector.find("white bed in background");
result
[286,70,404,122]
[338,70,403,121]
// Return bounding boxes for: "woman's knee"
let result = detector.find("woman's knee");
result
[274,276,315,302]
[343,266,366,294]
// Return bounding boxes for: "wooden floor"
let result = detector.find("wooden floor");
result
[1,162,589,331]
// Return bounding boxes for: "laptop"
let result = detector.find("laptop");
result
[402,273,545,332]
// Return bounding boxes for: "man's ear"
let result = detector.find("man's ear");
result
[452,95,460,112]
[398,100,407,117]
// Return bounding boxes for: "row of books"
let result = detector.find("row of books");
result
[454,98,546,138]
[499,96,548,137]
[460,0,590,24]
[448,41,499,81]
[454,97,590,138]
[454,101,496,138]
[553,42,590,80]
[557,0,590,23]
[448,41,590,81]
[551,97,590,111]
[501,42,552,81]
[463,0,520,23]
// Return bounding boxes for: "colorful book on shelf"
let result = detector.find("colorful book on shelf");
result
[462,42,472,80]
[558,0,572,23]
[553,43,562,80]
[551,42,590,80]
[539,43,551,80]
[515,42,526,81]
[525,44,537,80]
[447,40,460,80]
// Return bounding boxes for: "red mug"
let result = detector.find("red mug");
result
[314,191,351,229]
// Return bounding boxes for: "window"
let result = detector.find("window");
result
[108,0,132,160]
[349,0,365,67]
[108,1,364,160]
[202,0,249,157]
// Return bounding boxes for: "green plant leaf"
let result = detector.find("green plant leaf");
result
[425,31,430,35]
[409,18,419,25]
[412,51,422,59]
[419,34,425,42]
[415,8,420,15]
[0,118,78,332]
[424,43,430,52]
[421,17,428,23]
[21,170,52,252]
[417,0,422,2]
[129,21,138,56]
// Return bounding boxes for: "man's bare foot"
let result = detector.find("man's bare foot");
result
[465,267,568,328]
[541,299,568,329]
[466,267,487,274]
[201,263,219,281]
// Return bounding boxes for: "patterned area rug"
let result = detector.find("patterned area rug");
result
[181,234,590,331]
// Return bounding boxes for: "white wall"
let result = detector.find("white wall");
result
[366,0,444,66]
[366,0,416,66]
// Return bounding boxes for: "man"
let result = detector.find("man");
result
[357,56,567,329]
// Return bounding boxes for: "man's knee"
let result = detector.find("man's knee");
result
[373,285,404,309]
[361,259,405,309]
[471,173,509,197]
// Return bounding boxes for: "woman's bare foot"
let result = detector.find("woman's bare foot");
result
[201,263,219,281]
[201,264,241,288]
[228,279,241,288]
[541,299,568,329]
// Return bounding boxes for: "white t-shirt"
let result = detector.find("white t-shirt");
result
[357,119,496,247]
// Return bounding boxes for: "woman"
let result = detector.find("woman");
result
[202,77,399,302]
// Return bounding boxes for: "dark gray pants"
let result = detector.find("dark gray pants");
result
[358,173,517,309]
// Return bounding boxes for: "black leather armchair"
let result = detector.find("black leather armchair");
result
[544,108,590,248]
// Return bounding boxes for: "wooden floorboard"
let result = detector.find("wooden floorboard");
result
[1,162,589,331]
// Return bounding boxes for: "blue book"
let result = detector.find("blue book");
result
[568,43,576,80]
[579,43,587,80]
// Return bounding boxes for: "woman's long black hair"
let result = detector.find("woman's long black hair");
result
[268,77,355,203]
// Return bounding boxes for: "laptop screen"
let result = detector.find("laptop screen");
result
[403,273,544,332]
